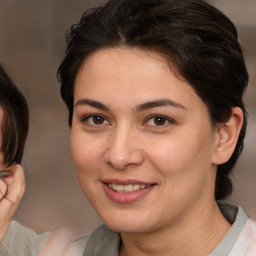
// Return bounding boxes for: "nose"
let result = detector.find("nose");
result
[104,126,144,170]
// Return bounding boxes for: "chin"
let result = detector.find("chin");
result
[100,212,152,234]
[105,222,146,234]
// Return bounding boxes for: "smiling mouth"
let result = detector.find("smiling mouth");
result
[108,183,152,193]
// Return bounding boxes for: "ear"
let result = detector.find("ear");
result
[212,107,243,165]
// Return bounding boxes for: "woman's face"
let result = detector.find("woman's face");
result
[71,47,220,233]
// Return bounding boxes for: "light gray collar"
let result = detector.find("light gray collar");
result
[209,201,248,256]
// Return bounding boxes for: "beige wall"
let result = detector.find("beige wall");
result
[0,0,255,235]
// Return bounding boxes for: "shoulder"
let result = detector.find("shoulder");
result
[212,201,256,256]
[40,227,89,256]
[62,235,89,256]
[229,218,256,255]
[1,220,50,256]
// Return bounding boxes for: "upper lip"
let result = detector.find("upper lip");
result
[102,179,156,186]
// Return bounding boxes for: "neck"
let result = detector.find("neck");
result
[120,201,231,256]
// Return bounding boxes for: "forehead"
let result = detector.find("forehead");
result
[73,47,209,115]
[77,47,173,81]
[76,48,186,90]
[74,47,202,106]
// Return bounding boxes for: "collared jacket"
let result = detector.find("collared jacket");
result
[83,201,256,256]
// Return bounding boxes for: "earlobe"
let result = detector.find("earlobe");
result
[212,107,243,165]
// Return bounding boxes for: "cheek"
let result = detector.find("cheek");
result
[146,133,216,209]
[70,132,104,177]
[70,133,104,203]
[146,129,214,179]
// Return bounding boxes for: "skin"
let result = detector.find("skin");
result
[70,47,242,256]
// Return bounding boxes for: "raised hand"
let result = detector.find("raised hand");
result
[0,164,25,241]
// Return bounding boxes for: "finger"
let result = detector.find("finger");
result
[0,164,25,241]
[0,171,10,178]
[4,164,25,203]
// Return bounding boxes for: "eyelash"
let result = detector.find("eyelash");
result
[143,115,175,128]
[81,114,174,128]
[81,114,111,126]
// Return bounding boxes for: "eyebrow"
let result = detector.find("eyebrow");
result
[74,99,110,111]
[74,98,186,112]
[136,99,186,112]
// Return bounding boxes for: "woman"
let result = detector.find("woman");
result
[57,0,255,255]
[0,62,52,255]
[0,63,83,256]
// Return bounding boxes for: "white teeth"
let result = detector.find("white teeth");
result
[133,184,140,190]
[108,183,150,192]
[125,184,133,192]
[116,185,124,191]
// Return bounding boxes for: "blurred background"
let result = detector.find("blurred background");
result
[0,0,255,236]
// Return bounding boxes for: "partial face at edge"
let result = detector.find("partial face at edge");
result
[0,108,5,167]
[70,47,220,233]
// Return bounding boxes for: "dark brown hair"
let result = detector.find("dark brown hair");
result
[0,63,29,165]
[57,0,248,199]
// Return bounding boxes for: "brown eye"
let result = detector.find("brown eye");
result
[92,116,105,124]
[153,116,167,126]
[145,115,174,127]
[83,115,109,125]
